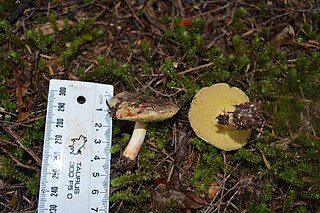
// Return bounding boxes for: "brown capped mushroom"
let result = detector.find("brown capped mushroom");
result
[109,92,179,160]
[188,83,251,151]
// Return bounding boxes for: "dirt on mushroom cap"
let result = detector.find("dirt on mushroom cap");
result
[188,83,251,151]
[109,92,179,122]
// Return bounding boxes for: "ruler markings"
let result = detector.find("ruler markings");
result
[38,80,113,213]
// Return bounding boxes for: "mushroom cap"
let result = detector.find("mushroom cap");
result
[109,92,179,122]
[188,83,251,151]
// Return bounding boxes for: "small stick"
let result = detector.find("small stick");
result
[177,62,213,76]
[1,147,40,172]
[0,124,41,165]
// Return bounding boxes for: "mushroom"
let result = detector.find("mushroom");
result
[108,92,179,160]
[188,83,251,151]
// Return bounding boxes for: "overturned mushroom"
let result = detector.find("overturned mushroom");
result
[108,92,179,160]
[188,83,252,151]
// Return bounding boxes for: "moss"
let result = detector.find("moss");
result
[0,159,40,195]
[261,183,273,203]
[284,52,320,98]
[140,39,152,63]
[48,13,58,32]
[0,86,16,111]
[161,59,178,83]
[111,171,154,188]
[22,119,44,146]
[246,183,273,213]
[109,189,150,210]
[0,118,44,195]
[232,148,261,165]
[165,16,207,66]
[199,51,231,83]
[294,207,308,213]
[232,7,247,33]
[163,198,179,213]
[0,61,10,79]
[0,20,24,47]
[278,168,303,187]
[61,30,103,65]
[272,99,304,136]
[82,57,134,89]
[25,29,55,52]
[284,189,297,212]
[178,77,200,106]
[139,150,157,171]
[247,202,270,213]
[190,138,224,192]
[262,134,320,203]
[147,123,170,151]
[37,58,47,72]
[24,17,104,69]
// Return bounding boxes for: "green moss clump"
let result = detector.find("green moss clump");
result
[25,30,55,52]
[190,138,224,192]
[81,57,134,89]
[109,189,150,210]
[111,171,154,188]
[0,20,24,47]
[285,52,320,98]
[22,119,44,147]
[60,29,104,65]
[232,148,261,165]
[0,86,16,111]
[0,118,45,195]
[272,99,304,136]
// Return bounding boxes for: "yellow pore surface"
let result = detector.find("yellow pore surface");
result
[188,83,251,151]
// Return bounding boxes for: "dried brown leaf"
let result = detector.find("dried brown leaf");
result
[270,24,295,44]
[152,182,207,211]
[208,181,221,199]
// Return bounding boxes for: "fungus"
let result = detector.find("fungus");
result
[188,83,251,151]
[108,92,179,160]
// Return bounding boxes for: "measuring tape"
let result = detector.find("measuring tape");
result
[38,80,113,213]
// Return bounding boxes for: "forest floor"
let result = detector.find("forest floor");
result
[0,0,320,212]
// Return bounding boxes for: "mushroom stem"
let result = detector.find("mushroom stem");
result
[123,122,148,160]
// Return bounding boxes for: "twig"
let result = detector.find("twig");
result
[166,162,175,182]
[146,140,175,162]
[263,12,290,25]
[124,0,145,28]
[0,109,17,117]
[217,151,229,211]
[151,151,175,171]
[22,114,46,124]
[0,147,40,172]
[190,3,231,19]
[299,86,316,136]
[0,138,19,148]
[0,183,26,192]
[248,40,265,84]
[25,0,82,12]
[205,151,230,213]
[134,77,182,98]
[0,120,32,127]
[223,177,252,212]
[177,62,213,76]
[0,124,41,165]
[227,0,239,25]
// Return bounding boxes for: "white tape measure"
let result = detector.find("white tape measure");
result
[38,80,113,213]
